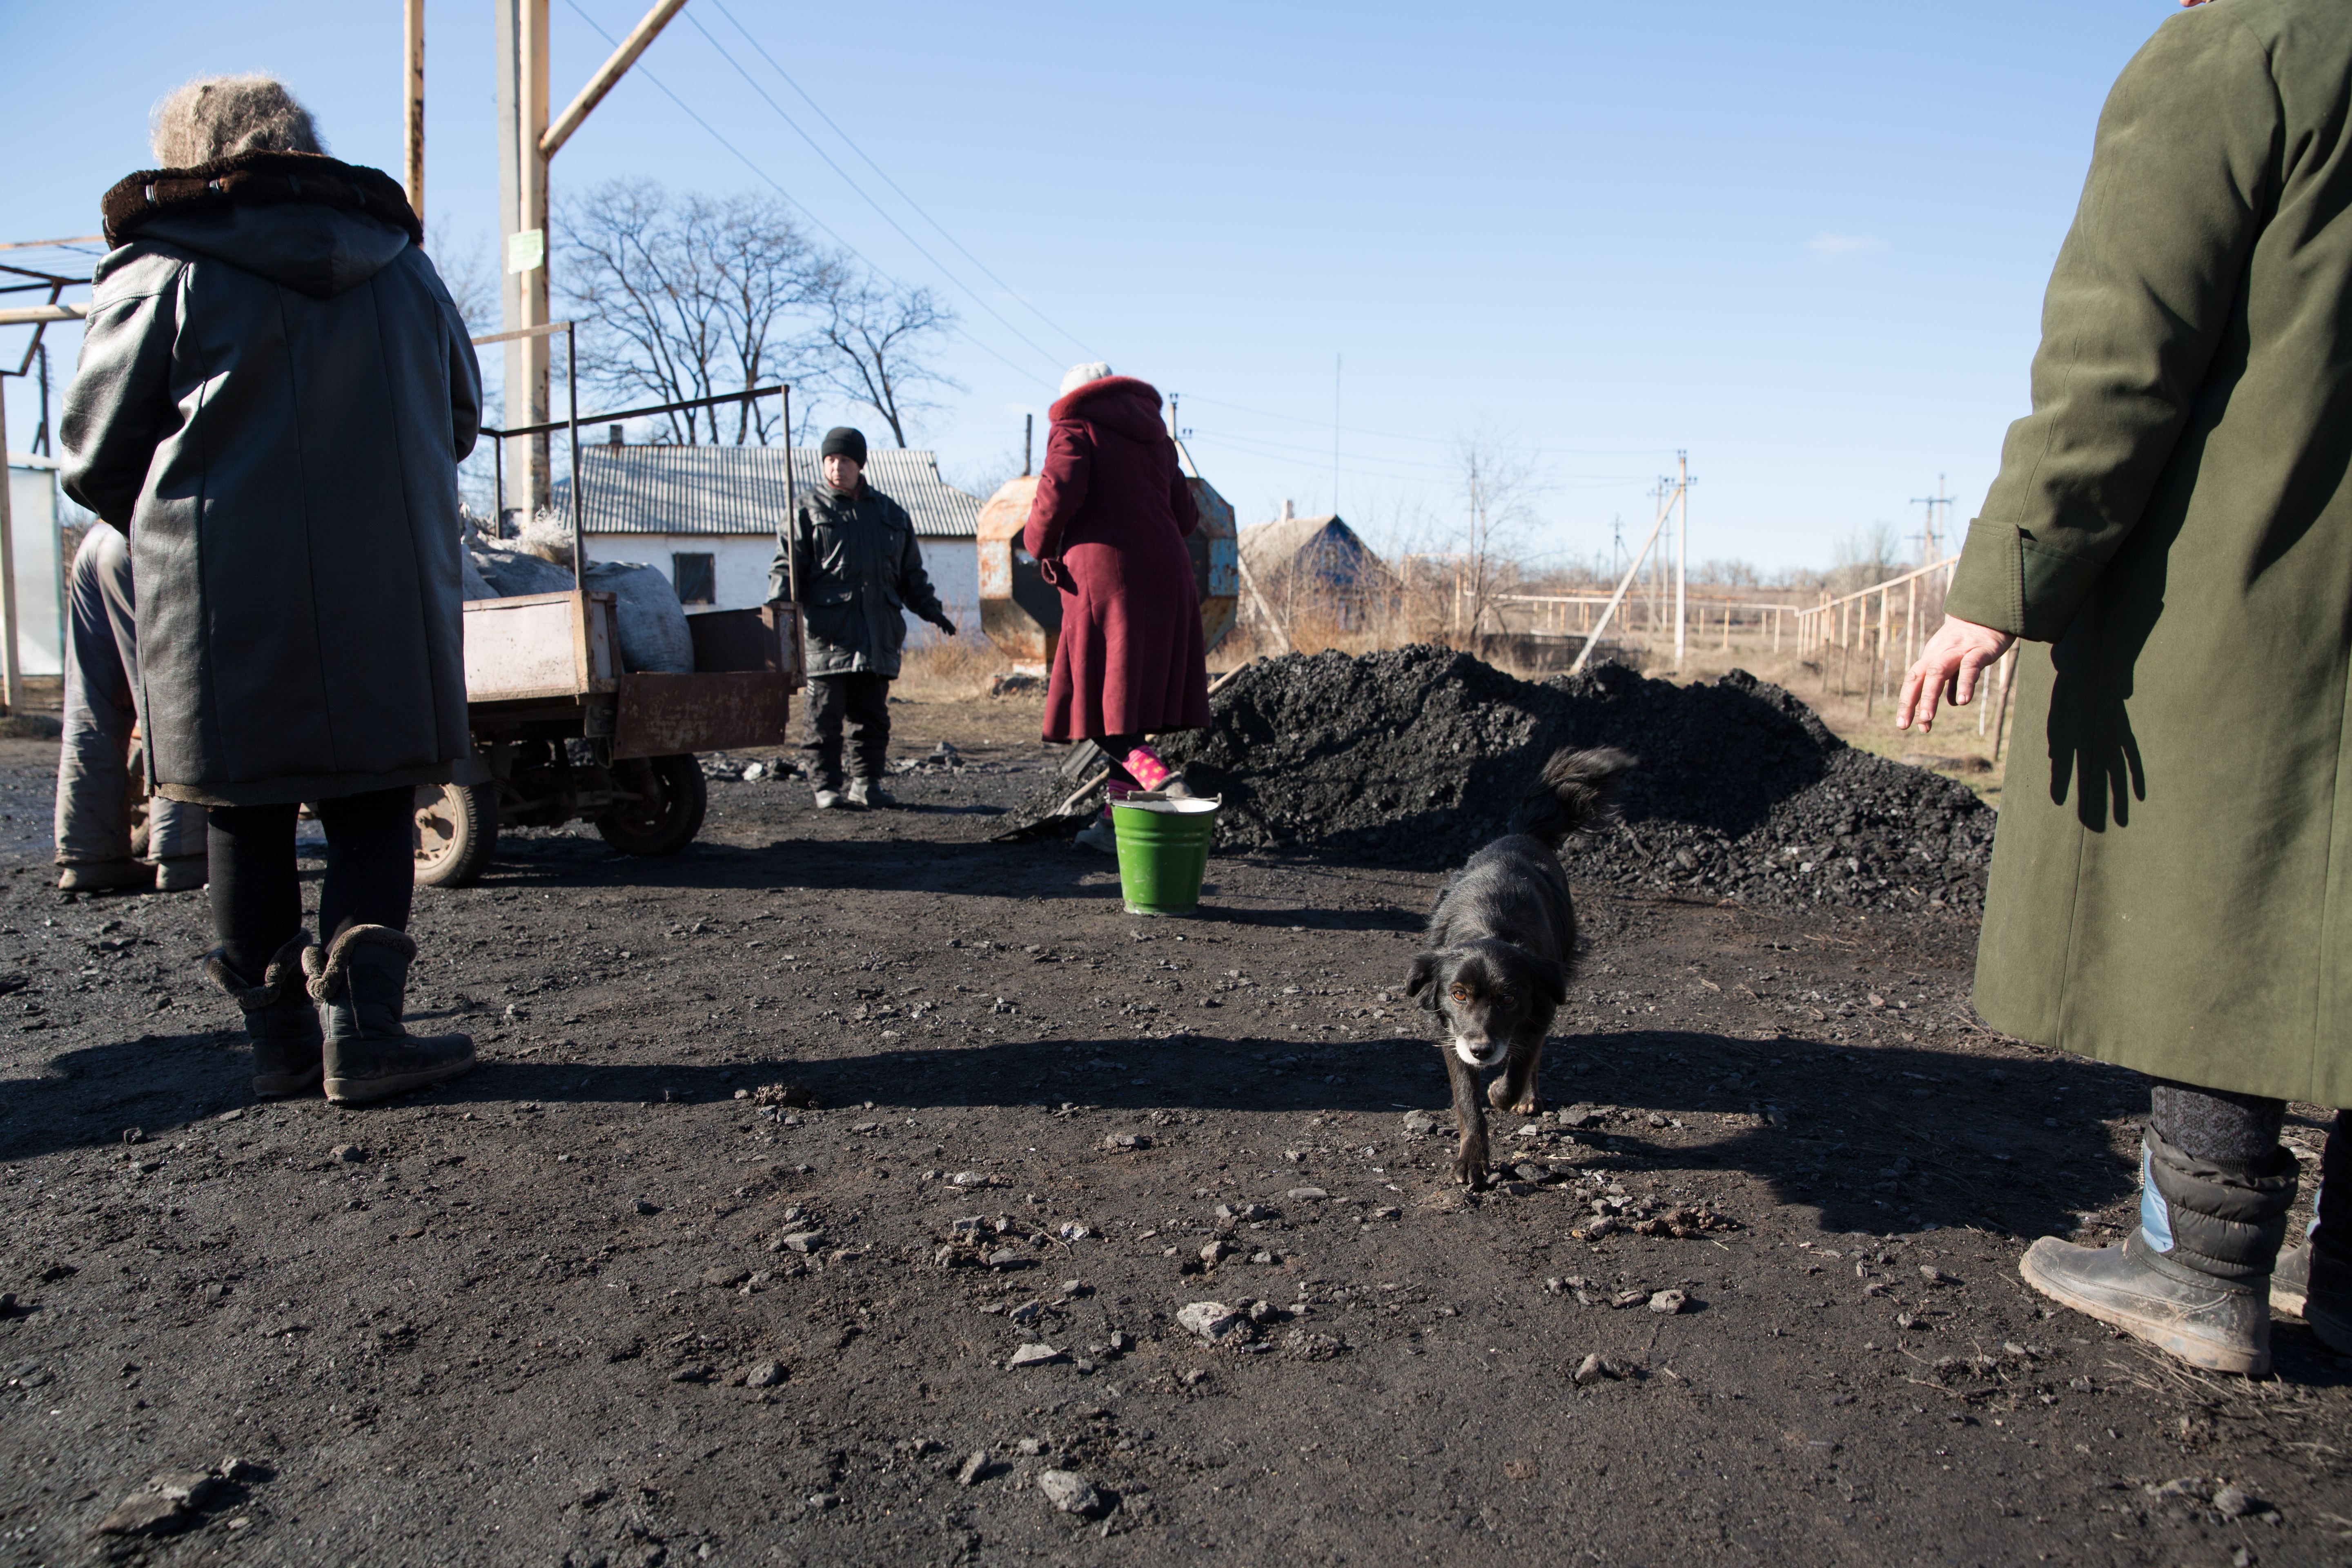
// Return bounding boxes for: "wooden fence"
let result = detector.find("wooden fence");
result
[1793,556,1957,715]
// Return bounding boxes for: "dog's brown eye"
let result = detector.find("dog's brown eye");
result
[1448,984,1471,1002]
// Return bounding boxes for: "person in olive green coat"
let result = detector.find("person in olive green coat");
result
[1902,0,2350,1376]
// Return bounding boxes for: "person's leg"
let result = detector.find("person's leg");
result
[2312,1108,2351,1256]
[2020,1077,2299,1374]
[312,787,415,942]
[200,801,321,1096]
[846,675,894,805]
[206,803,304,979]
[1073,733,1146,851]
[852,673,892,780]
[2277,1108,2352,1351]
[54,528,145,887]
[805,676,848,799]
[87,530,209,885]
[305,786,473,1106]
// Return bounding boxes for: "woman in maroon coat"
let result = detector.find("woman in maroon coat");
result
[1024,363,1211,851]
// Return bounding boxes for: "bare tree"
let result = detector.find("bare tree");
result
[558,180,830,445]
[1829,519,1904,595]
[1455,433,1541,653]
[812,275,960,448]
[431,223,500,338]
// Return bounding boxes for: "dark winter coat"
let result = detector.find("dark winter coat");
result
[1944,0,2352,1107]
[768,481,947,679]
[59,150,481,808]
[1022,376,1209,742]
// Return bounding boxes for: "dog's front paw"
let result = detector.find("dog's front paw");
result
[1452,1145,1489,1187]
[1485,1078,1542,1116]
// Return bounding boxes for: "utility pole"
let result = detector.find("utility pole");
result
[1910,474,1956,565]
[1022,413,1033,477]
[494,0,689,524]
[1674,450,1690,673]
[403,0,425,240]
[1332,352,1341,519]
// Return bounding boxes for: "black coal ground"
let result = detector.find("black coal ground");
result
[1158,646,1996,913]
[3,722,2349,1567]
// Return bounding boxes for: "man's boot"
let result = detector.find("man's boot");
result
[2020,1127,2297,1375]
[203,933,322,1098]
[304,925,476,1106]
[2271,1243,2352,1353]
[58,858,152,893]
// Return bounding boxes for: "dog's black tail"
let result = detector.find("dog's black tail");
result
[1510,746,1636,849]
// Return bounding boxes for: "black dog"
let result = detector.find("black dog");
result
[1406,746,1633,1186]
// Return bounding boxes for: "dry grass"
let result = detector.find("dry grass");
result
[893,637,1018,702]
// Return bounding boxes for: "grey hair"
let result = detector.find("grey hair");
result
[1059,361,1113,396]
[149,74,325,167]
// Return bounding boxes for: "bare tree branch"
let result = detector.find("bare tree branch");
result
[811,276,961,448]
[557,181,827,445]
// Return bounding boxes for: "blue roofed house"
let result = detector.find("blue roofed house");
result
[552,438,982,646]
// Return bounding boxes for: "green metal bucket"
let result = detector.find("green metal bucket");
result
[1111,795,1221,916]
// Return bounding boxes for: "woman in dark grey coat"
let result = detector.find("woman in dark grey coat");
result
[60,76,479,1106]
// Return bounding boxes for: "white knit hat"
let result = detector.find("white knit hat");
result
[1059,361,1113,396]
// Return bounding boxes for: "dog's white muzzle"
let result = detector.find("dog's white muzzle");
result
[1452,1036,1507,1069]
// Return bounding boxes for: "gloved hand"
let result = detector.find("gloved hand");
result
[929,613,958,637]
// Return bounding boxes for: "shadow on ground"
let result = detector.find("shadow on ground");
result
[2,1023,2134,1249]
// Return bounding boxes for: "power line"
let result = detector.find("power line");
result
[671,5,1069,373]
[1179,389,1678,457]
[1184,428,1657,495]
[705,0,1101,363]
[1185,423,1656,484]
[558,0,1051,390]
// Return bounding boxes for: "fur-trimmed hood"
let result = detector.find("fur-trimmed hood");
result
[1048,375,1165,443]
[99,150,418,300]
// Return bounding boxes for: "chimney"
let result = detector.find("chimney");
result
[1281,499,1295,521]
[607,424,624,446]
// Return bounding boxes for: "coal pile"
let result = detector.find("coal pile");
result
[1156,645,1995,912]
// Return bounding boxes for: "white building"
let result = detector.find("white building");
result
[552,443,981,646]
[4,454,65,677]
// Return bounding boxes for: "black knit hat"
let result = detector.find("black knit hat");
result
[820,426,868,465]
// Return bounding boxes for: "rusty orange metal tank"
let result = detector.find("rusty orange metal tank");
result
[976,471,1238,667]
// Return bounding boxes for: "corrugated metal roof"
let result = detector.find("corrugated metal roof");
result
[553,445,982,539]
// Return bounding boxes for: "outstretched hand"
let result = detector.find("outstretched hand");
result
[931,615,958,637]
[1896,615,2015,734]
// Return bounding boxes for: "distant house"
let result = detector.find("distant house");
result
[1238,504,1395,631]
[551,441,982,643]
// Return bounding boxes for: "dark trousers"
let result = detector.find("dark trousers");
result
[2152,1079,2348,1257]
[208,787,415,980]
[805,673,891,788]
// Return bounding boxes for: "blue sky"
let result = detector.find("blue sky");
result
[3,1,2179,572]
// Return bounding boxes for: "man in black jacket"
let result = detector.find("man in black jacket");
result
[769,428,955,808]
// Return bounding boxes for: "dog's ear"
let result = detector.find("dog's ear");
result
[1540,961,1568,1007]
[1405,951,1442,1008]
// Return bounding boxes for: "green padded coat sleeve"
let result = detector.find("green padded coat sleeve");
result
[1946,9,2281,641]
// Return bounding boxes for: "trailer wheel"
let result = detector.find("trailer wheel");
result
[596,754,707,856]
[414,780,499,887]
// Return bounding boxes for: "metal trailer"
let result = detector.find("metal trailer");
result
[414,326,803,886]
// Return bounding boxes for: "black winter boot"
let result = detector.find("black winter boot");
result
[2020,1127,2298,1375]
[304,925,476,1106]
[2271,1244,2352,1353]
[203,933,323,1098]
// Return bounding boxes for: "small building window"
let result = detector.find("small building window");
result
[671,552,716,606]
